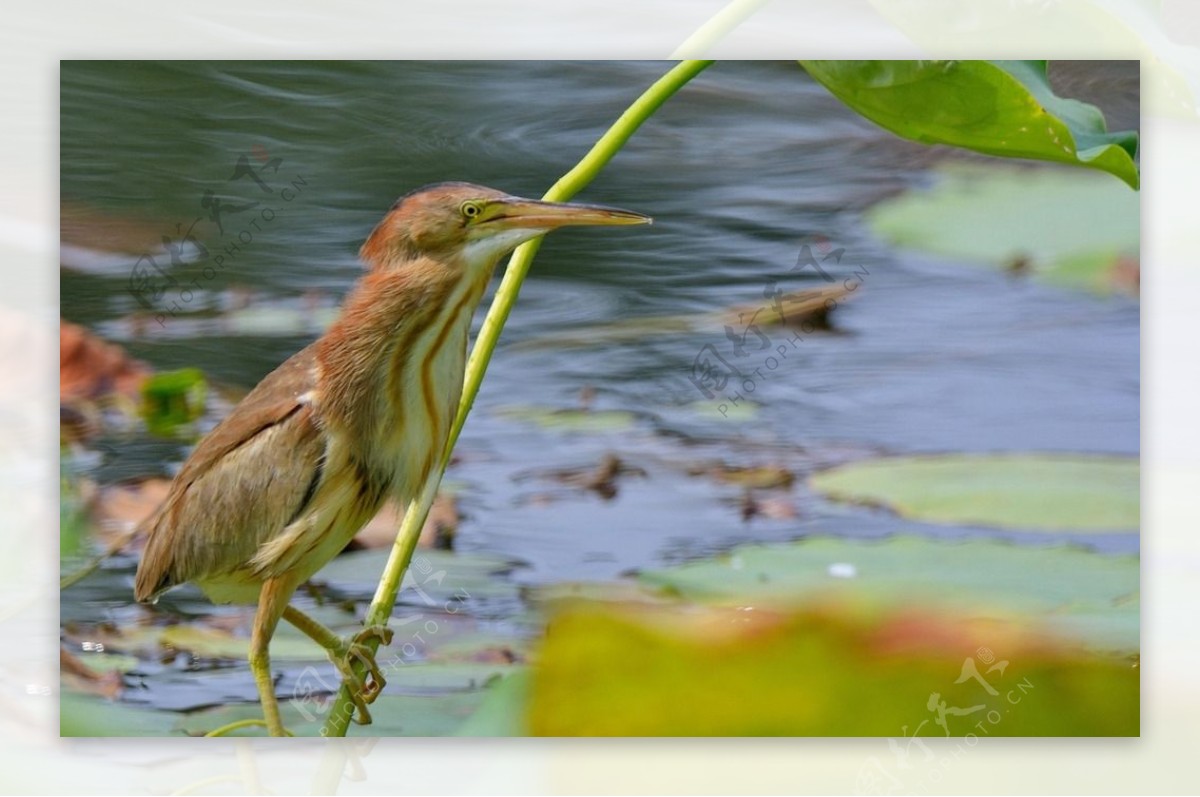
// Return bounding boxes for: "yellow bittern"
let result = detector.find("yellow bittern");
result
[133,182,650,736]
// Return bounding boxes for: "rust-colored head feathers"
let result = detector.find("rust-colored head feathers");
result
[359,181,650,270]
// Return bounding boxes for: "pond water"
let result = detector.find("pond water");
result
[59,61,1139,723]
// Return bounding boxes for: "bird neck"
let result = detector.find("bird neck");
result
[315,255,495,495]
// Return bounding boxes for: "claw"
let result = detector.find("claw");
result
[329,624,394,725]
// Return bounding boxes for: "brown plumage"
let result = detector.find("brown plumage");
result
[132,182,650,735]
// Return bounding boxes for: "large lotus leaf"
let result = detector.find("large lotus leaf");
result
[638,536,1137,652]
[61,691,178,737]
[864,164,1138,293]
[800,60,1138,188]
[809,454,1139,532]
[528,605,1138,736]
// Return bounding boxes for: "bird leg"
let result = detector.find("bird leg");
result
[282,606,394,725]
[250,577,296,737]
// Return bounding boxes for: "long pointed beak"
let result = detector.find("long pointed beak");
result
[484,197,652,230]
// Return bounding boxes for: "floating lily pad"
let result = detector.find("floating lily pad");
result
[528,604,1138,736]
[685,399,759,421]
[638,535,1137,652]
[369,661,516,693]
[61,691,178,737]
[74,652,141,675]
[527,579,675,608]
[809,453,1138,532]
[160,624,332,662]
[865,164,1138,294]
[70,618,339,662]
[313,548,523,609]
[422,630,529,664]
[175,690,490,737]
[493,405,638,432]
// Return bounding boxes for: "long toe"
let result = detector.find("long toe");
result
[354,624,394,648]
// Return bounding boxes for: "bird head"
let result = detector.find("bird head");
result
[360,182,651,270]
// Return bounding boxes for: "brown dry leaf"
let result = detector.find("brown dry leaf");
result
[723,282,857,332]
[89,478,171,549]
[1110,255,1140,296]
[756,495,799,520]
[351,492,460,551]
[532,453,647,501]
[692,463,795,490]
[60,320,150,401]
[60,646,123,700]
[61,201,165,263]
[738,491,799,522]
[433,646,522,665]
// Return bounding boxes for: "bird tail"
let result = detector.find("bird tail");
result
[133,511,176,603]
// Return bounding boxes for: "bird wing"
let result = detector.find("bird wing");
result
[133,344,327,603]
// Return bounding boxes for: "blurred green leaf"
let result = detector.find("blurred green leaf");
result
[529,605,1138,736]
[810,454,1139,532]
[800,60,1138,188]
[59,469,88,562]
[140,367,207,437]
[455,670,531,736]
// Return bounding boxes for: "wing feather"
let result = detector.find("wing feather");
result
[133,345,326,602]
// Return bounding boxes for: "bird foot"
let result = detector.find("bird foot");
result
[330,624,394,725]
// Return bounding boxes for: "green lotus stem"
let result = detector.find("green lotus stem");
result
[670,0,772,58]
[321,59,715,737]
[204,718,291,737]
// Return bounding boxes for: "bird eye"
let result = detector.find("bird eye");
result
[460,201,482,220]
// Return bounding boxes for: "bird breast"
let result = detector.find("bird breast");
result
[361,273,486,505]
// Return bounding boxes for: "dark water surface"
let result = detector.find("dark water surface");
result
[60,61,1139,716]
